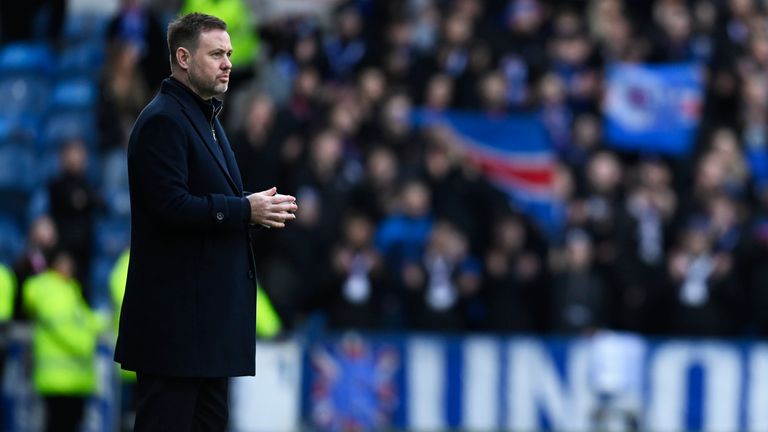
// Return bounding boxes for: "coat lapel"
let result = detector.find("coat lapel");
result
[162,79,241,195]
[180,104,240,195]
[214,118,244,193]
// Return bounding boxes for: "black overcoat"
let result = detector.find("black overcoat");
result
[115,77,257,377]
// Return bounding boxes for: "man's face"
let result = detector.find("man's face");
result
[187,29,233,99]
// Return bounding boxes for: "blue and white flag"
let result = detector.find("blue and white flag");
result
[603,63,704,156]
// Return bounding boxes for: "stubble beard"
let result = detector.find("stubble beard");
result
[188,67,227,99]
[213,81,228,95]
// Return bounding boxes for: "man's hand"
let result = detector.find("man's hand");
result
[246,187,298,228]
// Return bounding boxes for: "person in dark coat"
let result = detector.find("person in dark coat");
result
[106,0,170,92]
[48,138,101,301]
[114,13,298,430]
[550,229,607,334]
[324,212,390,330]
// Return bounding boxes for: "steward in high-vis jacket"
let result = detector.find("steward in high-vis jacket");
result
[0,262,13,324]
[0,262,15,430]
[23,251,107,432]
[181,0,259,69]
[109,250,135,382]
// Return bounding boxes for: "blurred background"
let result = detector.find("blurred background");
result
[1,0,768,431]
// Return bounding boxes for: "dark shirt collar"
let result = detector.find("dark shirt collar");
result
[167,76,223,121]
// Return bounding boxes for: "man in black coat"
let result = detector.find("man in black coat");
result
[114,13,297,430]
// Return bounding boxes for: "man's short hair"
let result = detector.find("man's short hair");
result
[167,13,227,69]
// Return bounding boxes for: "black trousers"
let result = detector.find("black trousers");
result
[43,396,86,432]
[0,348,5,431]
[134,374,229,432]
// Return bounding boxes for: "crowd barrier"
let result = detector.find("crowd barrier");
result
[4,328,768,432]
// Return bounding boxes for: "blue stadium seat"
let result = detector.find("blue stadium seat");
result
[50,79,98,110]
[36,150,61,183]
[57,42,105,78]
[0,143,37,226]
[0,191,29,228]
[63,13,109,44]
[93,217,131,259]
[0,214,24,265]
[89,255,114,309]
[103,187,131,218]
[0,114,42,146]
[0,76,51,116]
[0,143,37,192]
[25,187,50,225]
[0,42,54,76]
[0,116,11,141]
[42,110,96,151]
[0,139,35,156]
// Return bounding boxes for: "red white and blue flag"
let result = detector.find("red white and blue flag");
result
[413,110,561,237]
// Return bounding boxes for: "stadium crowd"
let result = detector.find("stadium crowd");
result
[3,0,768,344]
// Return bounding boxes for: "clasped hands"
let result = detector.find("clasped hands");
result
[246,187,298,228]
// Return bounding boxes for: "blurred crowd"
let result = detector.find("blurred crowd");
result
[4,0,768,342]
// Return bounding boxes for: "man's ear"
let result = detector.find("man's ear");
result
[176,47,191,70]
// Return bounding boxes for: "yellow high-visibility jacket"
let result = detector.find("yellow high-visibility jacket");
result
[109,250,135,382]
[0,263,15,322]
[23,270,107,395]
[182,0,260,68]
[256,282,282,339]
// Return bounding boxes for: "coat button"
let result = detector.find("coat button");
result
[216,212,224,221]
[247,270,254,280]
